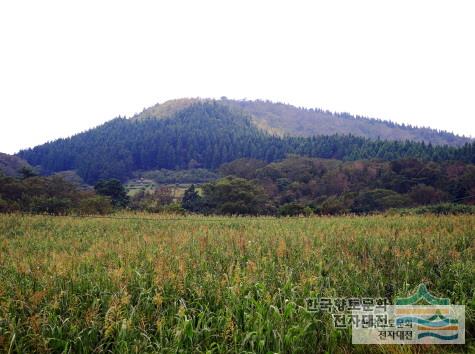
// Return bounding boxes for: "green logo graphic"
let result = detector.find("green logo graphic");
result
[395,284,450,306]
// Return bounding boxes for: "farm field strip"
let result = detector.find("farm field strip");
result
[0,214,473,353]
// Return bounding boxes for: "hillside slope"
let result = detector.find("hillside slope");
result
[18,102,475,184]
[135,98,471,146]
[0,152,32,177]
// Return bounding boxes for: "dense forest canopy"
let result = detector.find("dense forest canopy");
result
[18,102,475,184]
[0,152,32,177]
[135,98,472,146]
[187,156,475,215]
[0,173,112,215]
[2,155,474,216]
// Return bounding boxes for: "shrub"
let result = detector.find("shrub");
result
[409,184,449,205]
[0,197,18,213]
[181,185,202,212]
[389,203,475,215]
[94,179,129,208]
[278,203,312,216]
[415,203,475,215]
[352,189,411,213]
[319,196,350,215]
[160,202,185,214]
[76,196,113,215]
[201,177,273,215]
[29,196,73,215]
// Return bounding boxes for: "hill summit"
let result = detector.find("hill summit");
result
[134,98,471,146]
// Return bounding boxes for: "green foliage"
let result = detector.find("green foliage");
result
[19,166,38,179]
[76,195,113,215]
[129,187,185,213]
[0,213,473,352]
[201,177,273,215]
[409,184,449,205]
[0,196,11,212]
[278,202,312,216]
[94,179,129,208]
[0,152,32,177]
[221,98,471,146]
[352,189,412,213]
[18,102,475,184]
[319,195,350,215]
[181,184,202,212]
[139,168,218,184]
[28,196,73,215]
[160,202,186,214]
[0,174,113,215]
[219,158,267,179]
[394,203,475,215]
[247,156,475,215]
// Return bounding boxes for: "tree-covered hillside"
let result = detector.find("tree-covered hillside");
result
[212,156,475,215]
[135,98,472,146]
[18,102,475,184]
[0,152,32,177]
[223,98,472,146]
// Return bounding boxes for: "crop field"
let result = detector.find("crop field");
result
[125,179,158,196]
[0,213,473,353]
[125,179,195,201]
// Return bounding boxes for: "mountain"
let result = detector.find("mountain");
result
[135,98,471,146]
[18,102,475,184]
[0,152,32,177]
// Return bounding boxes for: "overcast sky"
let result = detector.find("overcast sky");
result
[1,1,474,154]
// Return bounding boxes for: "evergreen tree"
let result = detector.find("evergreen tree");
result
[181,184,202,212]
[94,179,129,208]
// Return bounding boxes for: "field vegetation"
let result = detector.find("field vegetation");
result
[0,213,473,353]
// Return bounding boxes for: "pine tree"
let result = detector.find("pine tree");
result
[181,184,202,212]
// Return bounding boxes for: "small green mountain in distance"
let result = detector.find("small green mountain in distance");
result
[17,100,475,184]
[135,98,471,146]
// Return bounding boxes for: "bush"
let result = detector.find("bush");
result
[181,185,202,212]
[76,196,113,215]
[201,177,273,215]
[278,203,312,216]
[94,179,129,208]
[409,184,449,205]
[29,196,73,215]
[160,203,185,215]
[389,203,475,216]
[0,174,114,216]
[140,168,218,184]
[352,189,411,213]
[415,203,475,215]
[319,196,349,215]
[0,197,18,213]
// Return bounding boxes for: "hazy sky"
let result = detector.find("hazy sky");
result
[1,1,474,154]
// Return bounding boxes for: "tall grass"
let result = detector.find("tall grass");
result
[0,213,473,353]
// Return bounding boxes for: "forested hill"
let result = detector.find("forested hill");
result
[0,153,32,177]
[18,102,475,184]
[135,98,471,146]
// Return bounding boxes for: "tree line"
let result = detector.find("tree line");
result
[179,156,475,215]
[0,168,130,215]
[2,155,474,216]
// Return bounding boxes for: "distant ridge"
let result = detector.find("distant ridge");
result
[135,98,471,146]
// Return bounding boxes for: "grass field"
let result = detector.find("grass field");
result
[0,213,473,353]
[125,179,196,201]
